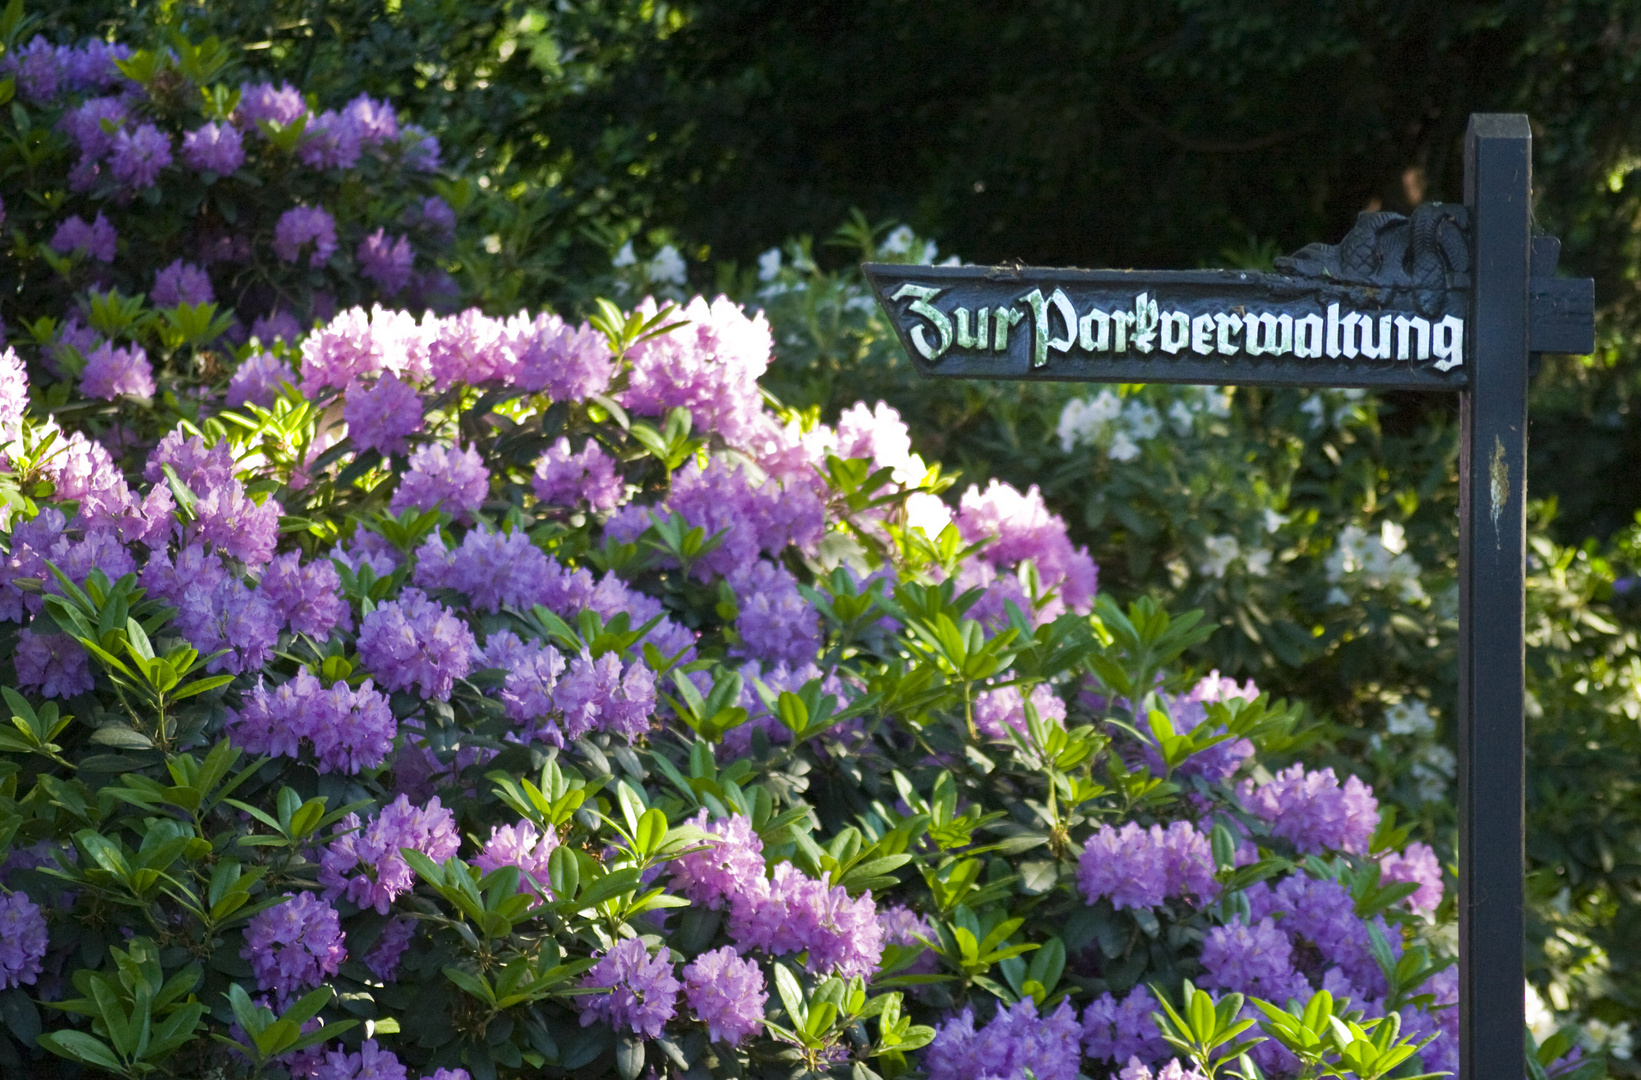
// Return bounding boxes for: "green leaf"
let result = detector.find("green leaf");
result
[38,1030,125,1072]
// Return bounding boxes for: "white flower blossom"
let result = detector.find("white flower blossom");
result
[1526,985,1560,1044]
[1324,524,1428,604]
[880,225,915,255]
[1057,390,1123,452]
[1108,432,1141,462]
[904,491,953,538]
[648,244,687,285]
[757,248,782,282]
[1244,547,1272,576]
[1385,700,1436,737]
[1124,401,1163,440]
[1583,1020,1634,1061]
[1200,534,1240,578]
[1300,395,1326,430]
[1168,399,1195,435]
[1264,509,1288,533]
[612,240,637,267]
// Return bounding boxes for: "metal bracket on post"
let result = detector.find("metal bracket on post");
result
[1459,113,1530,1080]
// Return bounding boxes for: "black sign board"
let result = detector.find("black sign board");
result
[865,114,1595,1080]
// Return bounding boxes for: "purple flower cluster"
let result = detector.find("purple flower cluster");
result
[504,312,615,400]
[356,588,476,701]
[258,551,351,638]
[294,306,616,407]
[1240,764,1379,855]
[312,1039,408,1080]
[144,431,284,569]
[242,892,347,998]
[475,631,567,740]
[474,821,559,900]
[727,863,883,980]
[228,352,297,408]
[357,230,414,295]
[238,81,308,128]
[532,437,624,511]
[59,95,128,159]
[621,296,771,443]
[14,629,94,698]
[1378,840,1444,913]
[555,649,657,742]
[319,794,460,914]
[344,373,423,456]
[80,342,154,400]
[50,212,117,262]
[974,679,1066,740]
[427,308,508,388]
[1120,1059,1211,1080]
[141,546,279,675]
[0,347,26,441]
[925,999,1083,1080]
[955,479,1099,617]
[669,812,765,910]
[606,458,824,581]
[728,560,821,668]
[1199,917,1307,1000]
[683,947,767,1046]
[1082,985,1170,1066]
[0,891,48,988]
[181,121,245,174]
[273,206,338,267]
[413,528,552,612]
[228,671,396,774]
[110,124,172,188]
[1077,821,1219,910]
[390,443,489,520]
[3,38,130,103]
[577,937,681,1039]
[363,917,416,982]
[300,306,428,394]
[1142,671,1259,782]
[1245,872,1401,997]
[152,260,214,307]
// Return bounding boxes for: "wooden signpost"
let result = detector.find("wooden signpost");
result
[864,114,1595,1080]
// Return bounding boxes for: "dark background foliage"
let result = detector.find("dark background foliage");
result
[52,0,1641,543]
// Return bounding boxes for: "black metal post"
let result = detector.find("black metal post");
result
[1459,113,1530,1080]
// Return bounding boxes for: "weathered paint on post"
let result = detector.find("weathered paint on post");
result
[1457,113,1531,1080]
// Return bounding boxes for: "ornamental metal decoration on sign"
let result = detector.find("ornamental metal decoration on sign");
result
[865,114,1594,1080]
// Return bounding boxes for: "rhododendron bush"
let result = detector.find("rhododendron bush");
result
[0,279,1491,1080]
[0,16,458,376]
